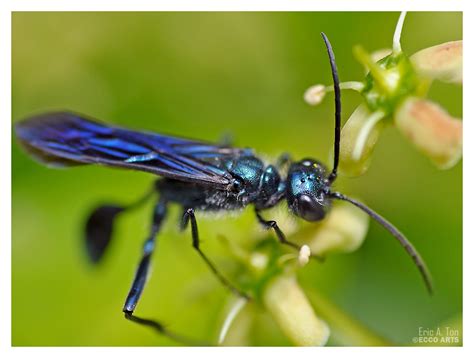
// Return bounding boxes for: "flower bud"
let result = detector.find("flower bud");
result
[339,104,385,176]
[263,275,330,346]
[304,84,326,106]
[411,41,462,84]
[395,97,462,169]
[298,245,311,266]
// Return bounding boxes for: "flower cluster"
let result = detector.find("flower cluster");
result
[216,200,369,346]
[305,12,463,176]
[215,13,462,347]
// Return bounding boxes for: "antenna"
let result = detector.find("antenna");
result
[330,191,433,294]
[321,32,341,184]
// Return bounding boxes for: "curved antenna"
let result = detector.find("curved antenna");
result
[330,191,433,294]
[321,32,341,184]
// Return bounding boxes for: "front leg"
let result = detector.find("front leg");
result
[255,209,299,250]
[255,209,325,262]
[181,208,250,300]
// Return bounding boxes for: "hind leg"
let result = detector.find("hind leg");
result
[122,201,206,345]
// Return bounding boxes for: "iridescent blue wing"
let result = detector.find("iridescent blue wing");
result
[15,112,251,188]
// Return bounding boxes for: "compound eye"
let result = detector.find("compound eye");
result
[295,194,326,222]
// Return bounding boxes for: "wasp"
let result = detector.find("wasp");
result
[15,33,432,344]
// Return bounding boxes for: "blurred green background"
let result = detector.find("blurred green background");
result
[12,12,462,346]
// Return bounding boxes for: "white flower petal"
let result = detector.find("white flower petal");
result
[411,40,463,84]
[395,97,462,169]
[339,104,385,176]
[218,297,250,346]
[263,275,330,346]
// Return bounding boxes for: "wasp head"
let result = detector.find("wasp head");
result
[286,158,331,222]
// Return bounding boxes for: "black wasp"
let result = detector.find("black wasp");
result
[15,33,432,344]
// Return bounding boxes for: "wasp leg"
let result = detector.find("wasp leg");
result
[255,209,299,250]
[123,312,209,346]
[181,208,250,300]
[122,201,212,345]
[123,200,167,314]
[276,152,292,169]
[255,209,325,262]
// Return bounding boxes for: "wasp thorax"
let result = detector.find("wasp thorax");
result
[286,159,331,222]
[226,156,265,194]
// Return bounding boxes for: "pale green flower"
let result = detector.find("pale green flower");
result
[305,12,463,176]
[216,200,370,346]
[262,274,330,346]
